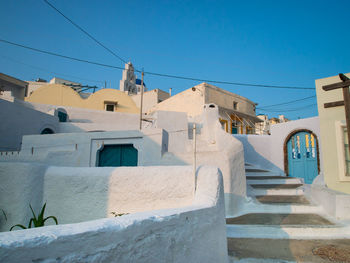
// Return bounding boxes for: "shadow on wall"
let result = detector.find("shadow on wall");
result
[0,163,48,232]
[234,135,284,175]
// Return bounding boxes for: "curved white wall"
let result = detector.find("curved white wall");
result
[0,165,228,263]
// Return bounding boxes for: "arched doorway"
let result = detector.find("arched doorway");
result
[284,129,320,184]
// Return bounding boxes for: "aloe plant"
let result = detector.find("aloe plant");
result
[10,203,58,231]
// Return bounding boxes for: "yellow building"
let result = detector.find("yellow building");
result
[316,73,350,194]
[25,84,139,114]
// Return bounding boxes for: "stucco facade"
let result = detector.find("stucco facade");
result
[25,84,139,114]
[315,73,350,194]
[148,82,260,134]
[131,88,170,114]
[0,73,27,100]
[0,98,59,151]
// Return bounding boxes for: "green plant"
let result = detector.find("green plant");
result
[10,203,58,231]
[1,209,7,221]
[111,211,129,217]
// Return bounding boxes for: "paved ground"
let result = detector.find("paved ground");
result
[228,239,350,263]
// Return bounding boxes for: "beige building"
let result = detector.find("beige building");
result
[25,84,139,114]
[316,72,350,194]
[149,82,261,134]
[131,89,170,114]
[0,73,28,100]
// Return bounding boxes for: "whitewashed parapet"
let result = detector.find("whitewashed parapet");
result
[0,165,228,263]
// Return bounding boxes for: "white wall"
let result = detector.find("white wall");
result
[0,165,228,263]
[234,116,322,175]
[0,98,59,151]
[0,129,167,167]
[0,164,194,230]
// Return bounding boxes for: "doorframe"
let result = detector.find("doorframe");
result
[283,129,320,176]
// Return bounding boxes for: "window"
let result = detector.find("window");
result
[105,104,114,112]
[233,102,238,110]
[57,111,68,122]
[104,101,117,112]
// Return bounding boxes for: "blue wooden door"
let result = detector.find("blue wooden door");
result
[287,132,318,184]
[98,144,138,167]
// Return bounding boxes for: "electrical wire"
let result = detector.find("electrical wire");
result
[0,38,315,90]
[43,0,128,64]
[257,103,317,113]
[257,95,316,109]
[0,55,104,84]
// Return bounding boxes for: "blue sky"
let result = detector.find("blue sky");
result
[1,0,349,120]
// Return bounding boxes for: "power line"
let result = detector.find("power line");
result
[0,38,315,90]
[257,95,316,109]
[0,38,125,70]
[43,0,128,64]
[257,103,317,113]
[141,71,314,90]
[0,55,104,84]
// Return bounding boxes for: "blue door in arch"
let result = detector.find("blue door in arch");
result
[98,144,138,167]
[287,132,318,184]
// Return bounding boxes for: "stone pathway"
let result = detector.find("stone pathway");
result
[227,164,350,263]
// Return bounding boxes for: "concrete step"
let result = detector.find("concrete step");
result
[247,177,303,185]
[250,184,304,196]
[255,195,310,205]
[245,167,271,173]
[251,188,304,196]
[250,184,303,189]
[226,224,350,240]
[226,213,334,226]
[247,176,298,180]
[245,171,282,177]
[227,238,350,262]
[234,203,322,215]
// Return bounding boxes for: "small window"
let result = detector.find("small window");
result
[105,104,114,112]
[233,102,238,110]
[58,111,68,122]
[104,101,117,112]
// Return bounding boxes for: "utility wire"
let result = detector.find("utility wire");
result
[0,38,315,90]
[257,103,317,113]
[43,0,128,64]
[0,38,125,69]
[0,55,104,84]
[257,95,316,109]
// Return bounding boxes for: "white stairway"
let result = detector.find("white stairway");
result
[226,164,350,263]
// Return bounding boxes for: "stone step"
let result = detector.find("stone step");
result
[255,195,310,205]
[250,184,303,189]
[247,178,303,185]
[233,203,322,215]
[250,188,304,196]
[247,176,297,180]
[250,184,305,196]
[245,171,282,177]
[227,238,350,263]
[226,213,334,226]
[245,167,271,173]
